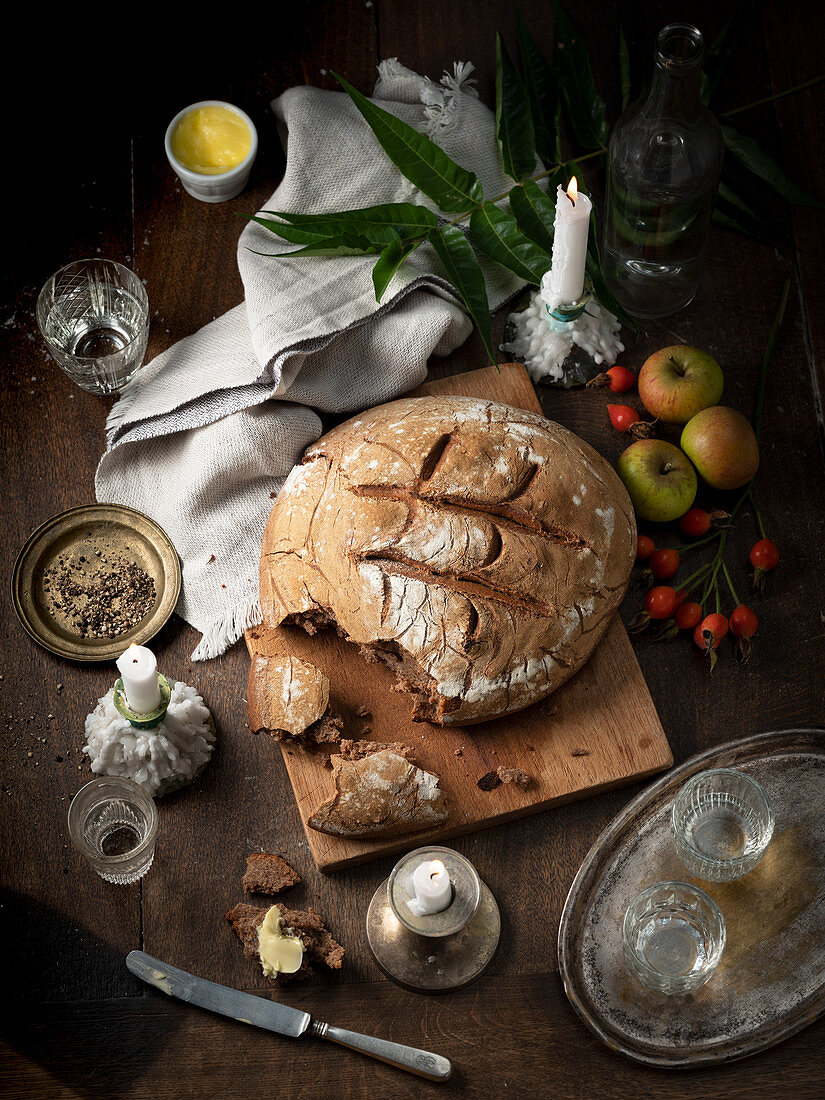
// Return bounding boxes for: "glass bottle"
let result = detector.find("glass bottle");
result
[602,24,724,319]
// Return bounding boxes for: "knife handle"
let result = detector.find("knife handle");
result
[311,1020,452,1082]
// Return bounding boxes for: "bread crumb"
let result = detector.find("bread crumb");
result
[571,748,589,757]
[497,766,531,789]
[477,770,501,791]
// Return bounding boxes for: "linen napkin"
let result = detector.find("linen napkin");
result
[96,60,524,660]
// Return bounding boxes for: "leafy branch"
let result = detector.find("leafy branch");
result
[249,3,820,364]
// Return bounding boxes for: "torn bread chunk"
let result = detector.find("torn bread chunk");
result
[247,654,343,743]
[225,902,344,982]
[308,749,447,838]
[242,852,301,895]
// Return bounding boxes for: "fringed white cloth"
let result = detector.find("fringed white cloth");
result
[96,60,523,660]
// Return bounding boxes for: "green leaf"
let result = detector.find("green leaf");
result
[333,72,484,212]
[714,178,788,245]
[700,17,739,106]
[509,175,562,253]
[721,123,824,207]
[428,225,496,364]
[258,203,438,239]
[618,6,647,109]
[619,24,632,112]
[249,214,398,249]
[496,33,537,181]
[516,8,563,164]
[372,233,418,301]
[469,201,553,285]
[551,0,609,151]
[711,208,775,247]
[578,177,637,332]
[716,179,762,224]
[585,249,635,332]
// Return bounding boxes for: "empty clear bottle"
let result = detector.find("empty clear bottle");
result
[602,24,724,319]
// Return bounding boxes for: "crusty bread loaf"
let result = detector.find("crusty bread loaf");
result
[260,396,636,725]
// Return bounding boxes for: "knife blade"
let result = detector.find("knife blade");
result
[126,951,452,1082]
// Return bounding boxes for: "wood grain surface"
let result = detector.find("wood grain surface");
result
[248,363,672,870]
[4,1,825,1097]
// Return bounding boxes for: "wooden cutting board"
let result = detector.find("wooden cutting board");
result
[245,363,672,872]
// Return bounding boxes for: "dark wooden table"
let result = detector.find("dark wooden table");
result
[4,2,825,1095]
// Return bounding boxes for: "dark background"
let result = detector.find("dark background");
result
[3,1,825,1097]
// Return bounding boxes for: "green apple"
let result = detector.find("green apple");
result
[681,406,759,490]
[616,439,698,522]
[638,345,724,424]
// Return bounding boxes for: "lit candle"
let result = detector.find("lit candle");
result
[547,176,592,305]
[116,644,162,714]
[406,859,452,916]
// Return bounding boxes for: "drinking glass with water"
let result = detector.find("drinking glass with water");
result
[37,258,149,395]
[68,776,158,884]
[671,767,775,882]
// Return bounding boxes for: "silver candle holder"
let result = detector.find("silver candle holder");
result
[366,846,500,993]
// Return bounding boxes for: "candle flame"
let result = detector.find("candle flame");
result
[429,859,446,880]
[566,176,578,205]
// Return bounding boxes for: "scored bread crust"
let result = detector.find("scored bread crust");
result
[260,396,636,725]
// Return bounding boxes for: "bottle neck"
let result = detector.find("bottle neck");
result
[643,62,702,122]
[642,23,704,122]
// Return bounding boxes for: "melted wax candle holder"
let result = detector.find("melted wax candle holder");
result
[366,846,500,993]
[113,673,172,730]
[546,277,594,328]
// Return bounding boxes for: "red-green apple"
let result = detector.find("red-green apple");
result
[680,406,759,490]
[638,345,724,424]
[616,439,698,522]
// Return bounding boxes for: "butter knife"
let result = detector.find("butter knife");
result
[126,951,452,1082]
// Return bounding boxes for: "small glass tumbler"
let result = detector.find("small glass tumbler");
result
[623,881,725,994]
[68,776,158,884]
[671,768,774,882]
[37,258,149,395]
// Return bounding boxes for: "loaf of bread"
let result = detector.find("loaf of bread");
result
[261,396,636,725]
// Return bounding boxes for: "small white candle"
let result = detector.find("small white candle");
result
[548,177,592,305]
[406,859,452,916]
[116,644,161,714]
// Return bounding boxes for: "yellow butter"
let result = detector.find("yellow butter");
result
[257,906,304,976]
[170,105,252,175]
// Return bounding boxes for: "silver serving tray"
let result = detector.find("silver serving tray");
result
[558,728,825,1067]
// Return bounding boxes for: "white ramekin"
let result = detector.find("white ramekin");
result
[164,100,258,203]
